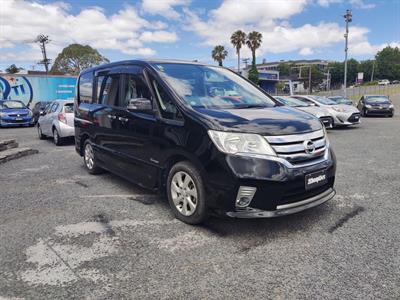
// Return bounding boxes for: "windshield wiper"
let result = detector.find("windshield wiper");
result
[235,104,268,109]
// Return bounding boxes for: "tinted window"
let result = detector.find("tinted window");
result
[51,102,59,113]
[64,103,74,113]
[120,73,152,108]
[79,72,93,103]
[99,75,120,106]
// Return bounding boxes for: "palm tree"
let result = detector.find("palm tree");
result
[230,30,246,72]
[246,31,263,65]
[211,45,228,66]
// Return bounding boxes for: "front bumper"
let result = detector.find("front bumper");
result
[0,117,34,126]
[332,111,361,126]
[365,108,394,116]
[227,188,335,218]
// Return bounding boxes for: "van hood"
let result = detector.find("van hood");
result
[193,106,322,136]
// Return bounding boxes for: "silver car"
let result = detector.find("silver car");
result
[292,95,361,127]
[37,100,75,145]
[275,96,333,128]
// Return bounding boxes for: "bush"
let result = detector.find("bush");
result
[363,80,378,86]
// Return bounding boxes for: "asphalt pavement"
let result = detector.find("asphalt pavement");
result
[0,96,399,299]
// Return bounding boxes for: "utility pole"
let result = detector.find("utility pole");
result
[308,65,312,94]
[343,9,352,97]
[35,34,51,74]
[326,68,331,91]
[371,60,375,81]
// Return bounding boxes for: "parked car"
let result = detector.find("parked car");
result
[327,96,353,106]
[37,100,75,145]
[391,80,400,84]
[31,101,51,124]
[291,95,361,127]
[274,96,333,128]
[357,95,394,117]
[378,79,390,86]
[75,60,336,224]
[0,100,34,127]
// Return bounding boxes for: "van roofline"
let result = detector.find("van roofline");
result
[79,59,215,76]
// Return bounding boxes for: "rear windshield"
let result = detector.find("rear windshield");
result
[365,96,390,104]
[151,63,277,109]
[64,103,74,113]
[1,101,25,109]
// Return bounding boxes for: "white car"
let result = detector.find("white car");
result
[292,95,361,127]
[37,100,75,145]
[378,79,390,86]
[275,96,334,128]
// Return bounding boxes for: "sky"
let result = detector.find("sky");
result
[0,0,399,71]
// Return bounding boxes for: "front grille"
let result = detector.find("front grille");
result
[265,129,326,165]
[347,113,361,123]
[9,113,28,117]
[319,116,333,128]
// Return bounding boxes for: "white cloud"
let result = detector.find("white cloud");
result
[316,0,376,9]
[0,0,179,63]
[184,0,388,60]
[141,0,190,19]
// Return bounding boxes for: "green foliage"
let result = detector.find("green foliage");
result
[211,45,228,66]
[248,64,259,84]
[5,64,23,74]
[246,31,263,65]
[300,65,324,92]
[375,46,400,80]
[50,44,109,75]
[277,63,295,77]
[275,81,285,91]
[363,80,378,86]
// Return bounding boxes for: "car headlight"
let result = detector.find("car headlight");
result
[208,130,276,156]
[365,104,372,109]
[389,104,394,109]
[331,106,346,112]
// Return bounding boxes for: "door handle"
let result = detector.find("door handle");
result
[107,114,117,120]
[118,117,129,123]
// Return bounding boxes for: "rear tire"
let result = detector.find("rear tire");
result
[53,128,62,146]
[37,125,45,140]
[167,161,208,225]
[83,140,103,175]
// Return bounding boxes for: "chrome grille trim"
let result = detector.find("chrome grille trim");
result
[264,130,327,165]
[265,129,324,144]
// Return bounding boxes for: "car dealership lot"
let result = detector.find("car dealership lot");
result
[1,98,399,299]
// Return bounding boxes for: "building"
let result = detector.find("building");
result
[257,59,331,72]
[242,68,280,93]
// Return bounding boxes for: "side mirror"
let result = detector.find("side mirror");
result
[127,98,152,112]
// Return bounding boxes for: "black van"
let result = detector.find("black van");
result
[75,60,336,224]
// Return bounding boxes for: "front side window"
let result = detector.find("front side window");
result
[79,72,93,103]
[151,78,182,120]
[120,73,152,109]
[151,63,276,110]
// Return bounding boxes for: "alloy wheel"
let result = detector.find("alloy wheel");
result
[170,171,198,216]
[84,143,95,170]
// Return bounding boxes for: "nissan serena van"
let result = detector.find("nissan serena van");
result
[75,60,336,224]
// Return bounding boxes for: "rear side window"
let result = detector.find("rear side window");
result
[79,72,93,103]
[64,103,74,113]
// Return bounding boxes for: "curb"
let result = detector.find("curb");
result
[0,139,19,152]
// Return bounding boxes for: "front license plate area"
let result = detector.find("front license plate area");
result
[305,169,327,190]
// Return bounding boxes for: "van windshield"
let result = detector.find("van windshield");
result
[151,63,276,109]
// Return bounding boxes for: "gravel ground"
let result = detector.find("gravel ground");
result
[0,96,399,299]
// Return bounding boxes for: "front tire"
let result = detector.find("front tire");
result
[167,161,208,224]
[37,125,45,140]
[83,140,103,174]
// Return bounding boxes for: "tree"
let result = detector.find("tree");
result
[358,60,374,82]
[328,62,344,88]
[211,45,228,66]
[248,65,259,84]
[50,44,109,75]
[5,64,24,74]
[299,65,324,92]
[375,46,400,80]
[230,30,246,72]
[346,58,359,85]
[246,31,263,65]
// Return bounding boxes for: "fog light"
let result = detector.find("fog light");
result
[236,186,257,208]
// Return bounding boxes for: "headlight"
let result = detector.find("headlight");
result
[365,104,372,109]
[389,104,394,109]
[331,106,346,112]
[208,130,276,156]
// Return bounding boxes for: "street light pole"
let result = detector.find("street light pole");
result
[343,9,352,97]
